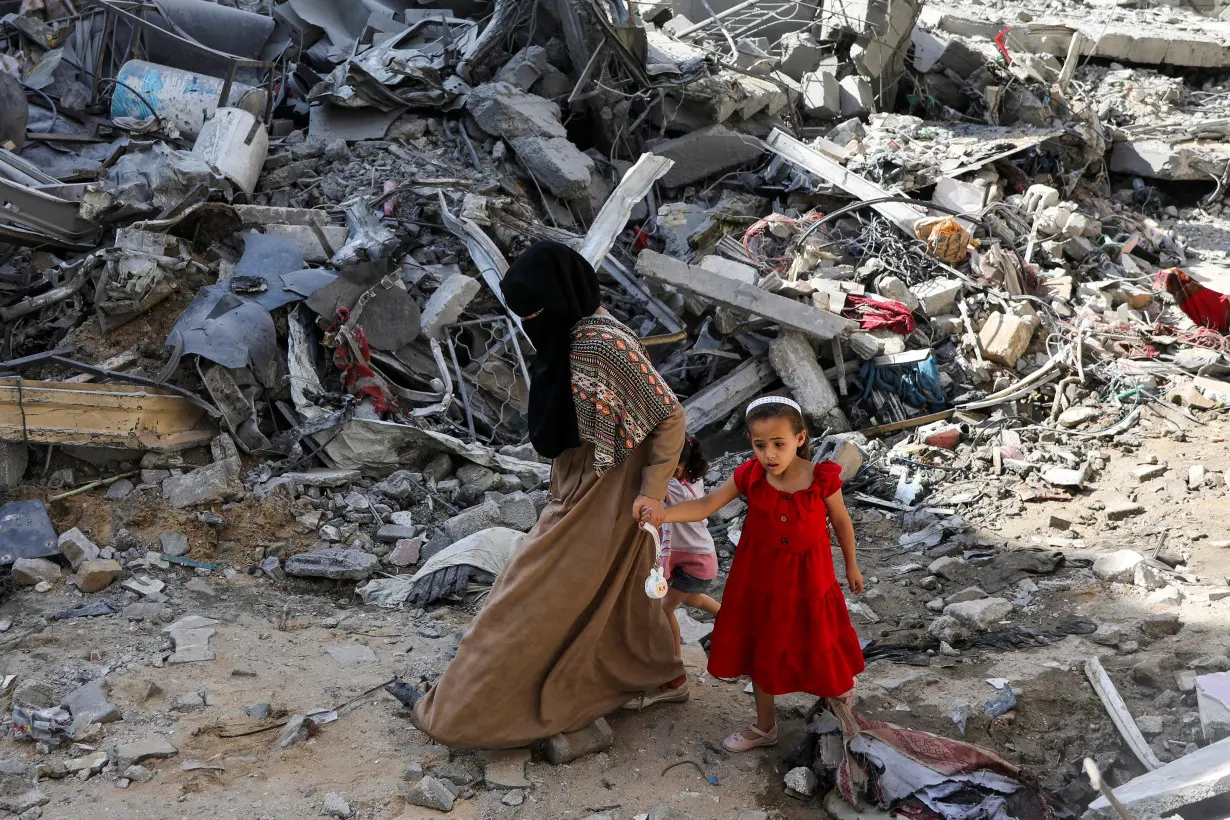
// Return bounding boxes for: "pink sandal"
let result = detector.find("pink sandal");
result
[722,724,779,752]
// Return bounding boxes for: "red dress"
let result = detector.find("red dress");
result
[707,459,865,697]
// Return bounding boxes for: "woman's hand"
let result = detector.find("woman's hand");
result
[633,495,664,527]
[846,564,865,594]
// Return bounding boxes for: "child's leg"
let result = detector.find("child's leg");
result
[662,588,687,657]
[752,681,776,733]
[680,591,720,617]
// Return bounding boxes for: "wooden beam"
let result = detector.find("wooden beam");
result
[0,379,217,451]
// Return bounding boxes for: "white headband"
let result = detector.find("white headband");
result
[746,396,803,416]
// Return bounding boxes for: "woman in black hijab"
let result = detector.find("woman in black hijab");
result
[412,240,690,749]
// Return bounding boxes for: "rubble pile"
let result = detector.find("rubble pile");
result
[2,0,1230,815]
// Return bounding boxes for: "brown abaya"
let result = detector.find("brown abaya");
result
[411,405,687,749]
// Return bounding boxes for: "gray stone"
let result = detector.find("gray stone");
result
[1136,715,1165,736]
[496,491,538,532]
[784,766,819,797]
[114,737,178,769]
[322,792,352,818]
[779,31,824,80]
[467,82,567,140]
[1106,501,1145,522]
[171,691,205,712]
[123,602,174,623]
[483,749,531,789]
[1132,464,1168,483]
[58,528,99,570]
[650,125,765,188]
[1132,656,1173,689]
[838,75,873,116]
[61,678,121,725]
[443,500,501,543]
[1176,670,1198,694]
[11,558,60,586]
[545,717,613,765]
[1091,624,1122,646]
[1141,612,1183,639]
[768,331,849,432]
[277,714,311,748]
[508,134,596,200]
[944,597,1012,631]
[122,765,154,783]
[74,559,120,593]
[376,524,416,543]
[926,598,945,613]
[946,586,988,605]
[928,556,965,580]
[105,478,135,500]
[285,548,378,580]
[420,273,481,339]
[501,789,525,807]
[404,775,455,812]
[159,532,190,556]
[494,45,549,91]
[387,538,421,567]
[1093,550,1144,583]
[161,435,241,509]
[12,681,55,709]
[912,278,963,316]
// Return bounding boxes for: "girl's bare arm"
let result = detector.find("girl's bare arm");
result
[660,475,738,524]
[824,489,863,592]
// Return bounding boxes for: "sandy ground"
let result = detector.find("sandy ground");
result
[2,406,1228,819]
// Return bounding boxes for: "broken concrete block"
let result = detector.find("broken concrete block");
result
[943,597,1012,631]
[911,278,962,316]
[159,532,190,557]
[779,31,824,80]
[1085,735,1230,819]
[801,70,841,119]
[11,557,61,587]
[507,133,596,200]
[61,678,121,726]
[483,749,532,789]
[768,332,850,432]
[74,559,121,593]
[1197,671,1230,742]
[285,549,378,580]
[698,255,757,284]
[420,273,481,339]
[443,500,501,543]
[404,775,455,812]
[876,275,920,311]
[162,439,242,508]
[1041,464,1088,488]
[467,82,567,140]
[544,717,613,765]
[650,125,765,188]
[838,75,873,117]
[58,527,100,571]
[493,46,550,92]
[113,737,178,769]
[813,433,865,482]
[1140,612,1183,639]
[977,312,1034,367]
[1092,550,1144,583]
[386,538,421,567]
[1106,501,1145,522]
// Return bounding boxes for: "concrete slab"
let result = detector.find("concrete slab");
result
[1084,736,1230,819]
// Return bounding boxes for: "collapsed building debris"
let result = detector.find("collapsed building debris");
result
[1,0,1230,814]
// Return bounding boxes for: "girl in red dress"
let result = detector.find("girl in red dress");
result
[640,395,865,752]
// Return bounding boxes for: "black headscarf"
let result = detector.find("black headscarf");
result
[500,240,601,459]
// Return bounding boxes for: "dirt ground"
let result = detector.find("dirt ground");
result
[2,406,1228,819]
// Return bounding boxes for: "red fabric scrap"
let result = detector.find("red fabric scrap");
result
[1156,268,1230,333]
[842,295,917,335]
[327,307,397,415]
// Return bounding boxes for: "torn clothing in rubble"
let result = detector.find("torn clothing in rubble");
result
[822,699,1058,820]
[411,407,686,749]
[843,295,917,335]
[327,307,397,415]
[501,240,601,459]
[1156,267,1230,333]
